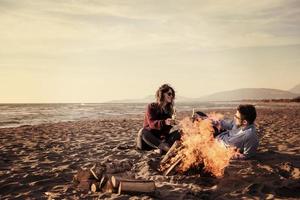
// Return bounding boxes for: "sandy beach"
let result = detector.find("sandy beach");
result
[0,105,300,199]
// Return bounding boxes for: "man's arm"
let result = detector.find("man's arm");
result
[220,119,234,130]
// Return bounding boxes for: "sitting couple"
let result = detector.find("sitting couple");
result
[136,84,259,159]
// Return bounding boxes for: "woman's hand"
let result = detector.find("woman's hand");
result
[165,118,175,126]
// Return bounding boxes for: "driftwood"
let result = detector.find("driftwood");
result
[118,180,156,194]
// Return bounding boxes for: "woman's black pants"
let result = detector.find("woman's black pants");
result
[136,128,181,150]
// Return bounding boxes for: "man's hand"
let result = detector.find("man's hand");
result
[207,115,222,131]
[207,114,220,122]
[232,152,246,160]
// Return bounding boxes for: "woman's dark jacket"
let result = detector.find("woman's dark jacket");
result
[143,102,172,137]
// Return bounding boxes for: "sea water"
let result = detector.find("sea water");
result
[0,102,241,128]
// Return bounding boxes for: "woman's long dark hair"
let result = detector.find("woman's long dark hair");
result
[155,84,175,114]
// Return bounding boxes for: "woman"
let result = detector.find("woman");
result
[136,84,181,153]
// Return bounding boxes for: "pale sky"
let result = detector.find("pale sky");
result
[0,0,299,103]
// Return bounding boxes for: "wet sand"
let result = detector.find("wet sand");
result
[0,106,299,199]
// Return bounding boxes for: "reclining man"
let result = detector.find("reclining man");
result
[195,104,259,159]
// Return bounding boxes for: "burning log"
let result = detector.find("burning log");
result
[160,140,182,165]
[118,180,156,194]
[159,141,185,174]
[159,117,236,177]
[163,157,183,176]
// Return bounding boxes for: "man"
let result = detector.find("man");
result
[215,104,259,159]
[194,104,258,159]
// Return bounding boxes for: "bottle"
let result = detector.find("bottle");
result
[192,108,195,122]
[171,107,176,125]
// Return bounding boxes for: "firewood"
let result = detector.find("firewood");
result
[78,179,97,191]
[160,152,183,172]
[118,180,156,194]
[74,169,93,182]
[77,180,91,191]
[99,174,109,190]
[111,176,126,188]
[163,157,182,176]
[90,182,99,192]
[160,140,182,165]
[75,169,97,191]
[105,160,132,174]
[159,140,186,175]
[111,176,151,189]
[102,179,114,193]
[90,164,104,180]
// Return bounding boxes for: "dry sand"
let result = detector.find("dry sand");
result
[0,105,299,199]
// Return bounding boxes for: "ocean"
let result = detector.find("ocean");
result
[0,102,241,128]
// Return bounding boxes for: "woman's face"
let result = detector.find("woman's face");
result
[163,89,174,103]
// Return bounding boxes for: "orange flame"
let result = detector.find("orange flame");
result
[177,113,236,177]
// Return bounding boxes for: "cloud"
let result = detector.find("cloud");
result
[0,0,299,102]
[1,0,299,51]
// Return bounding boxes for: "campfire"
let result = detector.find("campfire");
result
[74,113,237,195]
[159,115,237,177]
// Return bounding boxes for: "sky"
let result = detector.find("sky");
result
[0,0,299,103]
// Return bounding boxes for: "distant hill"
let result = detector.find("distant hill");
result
[108,95,193,103]
[289,83,300,94]
[196,88,299,102]
[107,88,299,103]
